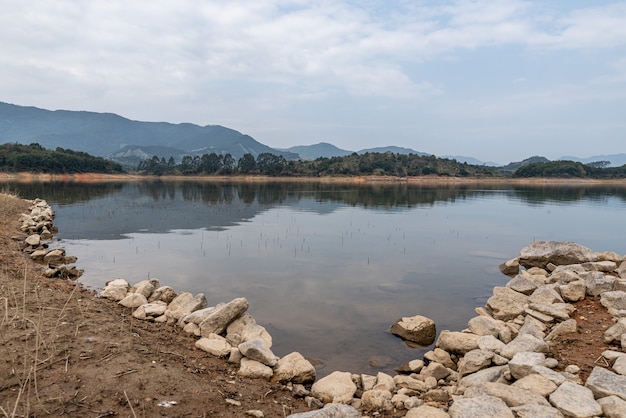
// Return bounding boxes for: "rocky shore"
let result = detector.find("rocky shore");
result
[14,198,626,417]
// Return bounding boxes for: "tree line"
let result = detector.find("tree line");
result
[513,160,626,179]
[136,151,497,177]
[0,143,124,174]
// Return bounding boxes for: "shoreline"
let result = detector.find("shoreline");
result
[2,171,626,186]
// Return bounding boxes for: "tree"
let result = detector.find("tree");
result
[238,153,256,174]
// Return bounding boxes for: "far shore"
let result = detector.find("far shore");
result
[2,171,626,186]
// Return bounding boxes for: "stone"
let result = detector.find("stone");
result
[506,275,538,295]
[147,285,177,303]
[393,375,427,392]
[605,318,626,344]
[528,303,574,321]
[310,371,357,404]
[565,365,580,374]
[361,389,392,411]
[478,335,505,352]
[195,335,232,357]
[118,293,148,308]
[238,358,273,380]
[374,372,395,392]
[510,405,565,418]
[272,352,316,384]
[405,405,450,418]
[598,395,626,418]
[448,395,513,418]
[436,331,480,355]
[164,292,194,316]
[245,411,264,418]
[559,280,586,302]
[546,319,577,341]
[361,374,377,391]
[132,301,167,319]
[182,306,219,324]
[198,297,249,336]
[586,366,626,401]
[486,286,530,321]
[238,339,277,367]
[43,248,65,265]
[421,362,451,381]
[519,241,598,269]
[167,293,207,320]
[129,279,156,299]
[457,365,508,390]
[467,316,501,337]
[390,315,436,345]
[549,381,602,418]
[396,359,424,374]
[100,278,130,301]
[532,365,567,386]
[25,234,40,247]
[499,258,520,277]
[584,272,615,296]
[457,349,493,376]
[602,291,626,311]
[583,260,618,272]
[509,352,546,379]
[29,249,48,261]
[529,285,564,304]
[226,313,273,347]
[229,347,243,364]
[500,334,549,359]
[424,348,456,369]
[464,382,550,407]
[525,308,555,323]
[512,374,558,397]
[183,322,200,336]
[614,356,626,376]
[518,316,546,340]
[286,403,361,418]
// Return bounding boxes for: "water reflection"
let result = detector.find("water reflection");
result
[4,179,626,376]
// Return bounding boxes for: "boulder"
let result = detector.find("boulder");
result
[361,389,393,412]
[486,287,529,321]
[549,381,602,418]
[195,334,232,357]
[597,395,626,418]
[529,285,563,305]
[602,291,626,312]
[512,374,558,397]
[546,319,577,341]
[509,405,565,418]
[238,339,278,367]
[457,349,493,376]
[605,318,626,344]
[310,371,357,404]
[500,334,549,359]
[100,278,130,301]
[506,275,538,295]
[238,358,273,380]
[527,303,574,321]
[448,395,513,418]
[436,331,480,355]
[584,272,615,296]
[467,316,501,337]
[24,234,40,247]
[585,366,626,401]
[499,258,520,277]
[198,297,249,336]
[420,362,451,381]
[43,249,65,265]
[424,348,456,369]
[271,352,316,384]
[147,285,177,303]
[129,279,157,299]
[508,352,546,380]
[559,280,586,302]
[132,301,167,319]
[167,293,207,320]
[390,315,436,345]
[405,405,450,418]
[286,404,361,418]
[519,241,597,269]
[118,293,148,308]
[477,335,505,352]
[464,382,550,407]
[226,313,273,347]
[458,365,508,390]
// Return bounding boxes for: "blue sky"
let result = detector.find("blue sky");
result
[2,1,625,164]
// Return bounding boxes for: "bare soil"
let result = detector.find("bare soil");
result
[0,191,620,417]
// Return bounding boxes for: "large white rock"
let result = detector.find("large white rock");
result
[132,301,167,319]
[597,395,626,418]
[226,313,273,347]
[527,303,574,321]
[506,275,538,295]
[602,291,626,312]
[448,395,513,418]
[486,287,530,321]
[405,405,450,418]
[311,371,357,404]
[167,293,207,320]
[549,381,602,418]
[458,349,494,376]
[100,278,130,301]
[238,339,278,367]
[238,358,273,380]
[584,272,615,296]
[468,316,501,337]
[436,330,480,354]
[512,374,558,397]
[198,297,249,336]
[529,285,564,304]
[508,352,546,380]
[118,293,148,308]
[458,365,508,390]
[147,285,177,303]
[361,389,392,412]
[519,241,598,269]
[129,279,157,299]
[605,318,626,344]
[464,382,550,408]
[510,405,564,418]
[546,319,577,341]
[559,280,586,302]
[271,352,316,384]
[500,334,549,359]
[390,315,436,345]
[586,366,626,401]
[195,335,232,357]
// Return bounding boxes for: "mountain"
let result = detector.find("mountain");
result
[0,102,298,166]
[357,146,428,156]
[280,142,354,160]
[559,153,626,168]
[496,155,551,175]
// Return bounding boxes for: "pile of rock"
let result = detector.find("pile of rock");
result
[14,199,83,279]
[100,278,317,386]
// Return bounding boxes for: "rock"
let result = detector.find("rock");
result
[396,359,424,374]
[458,365,508,390]
[602,291,626,311]
[164,292,194,316]
[506,275,538,295]
[361,374,377,391]
[361,389,392,411]
[147,285,177,303]
[424,348,456,369]
[229,347,243,364]
[499,258,520,277]
[30,249,47,261]
[477,335,505,352]
[374,372,395,392]
[529,285,564,304]
[238,339,278,367]
[559,280,586,302]
[405,405,450,417]
[518,315,546,340]
[393,375,427,392]
[390,315,436,345]
[436,330,480,354]
[238,358,273,380]
[457,349,493,376]
[519,241,597,269]
[508,352,546,380]
[226,313,273,347]
[464,382,550,407]
[129,279,157,299]
[195,335,232,357]
[286,403,361,418]
[584,272,615,296]
[486,287,529,321]
[512,374,558,397]
[528,303,574,321]
[525,307,555,323]
[198,297,249,336]
[25,234,40,247]
[598,395,626,418]
[614,356,626,376]
[271,352,316,384]
[448,395,513,418]
[532,365,567,386]
[421,362,451,381]
[510,405,565,418]
[546,319,577,341]
[310,371,357,404]
[132,302,167,319]
[100,278,130,301]
[167,293,207,320]
[183,322,200,336]
[118,293,148,308]
[43,248,65,265]
[500,334,549,359]
[245,410,265,418]
[182,306,219,324]
[549,381,602,418]
[605,318,626,344]
[583,260,618,272]
[467,316,501,337]
[586,366,626,401]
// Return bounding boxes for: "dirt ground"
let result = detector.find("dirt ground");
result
[0,192,621,418]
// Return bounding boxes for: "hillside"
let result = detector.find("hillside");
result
[281,142,353,160]
[0,102,297,165]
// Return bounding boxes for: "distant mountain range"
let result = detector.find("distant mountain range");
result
[1,101,624,169]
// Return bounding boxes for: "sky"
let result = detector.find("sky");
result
[2,1,626,164]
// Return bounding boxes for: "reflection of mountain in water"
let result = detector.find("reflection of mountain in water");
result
[6,181,626,240]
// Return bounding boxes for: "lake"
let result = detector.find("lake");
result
[6,179,626,375]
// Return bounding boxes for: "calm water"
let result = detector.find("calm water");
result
[6,180,626,375]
